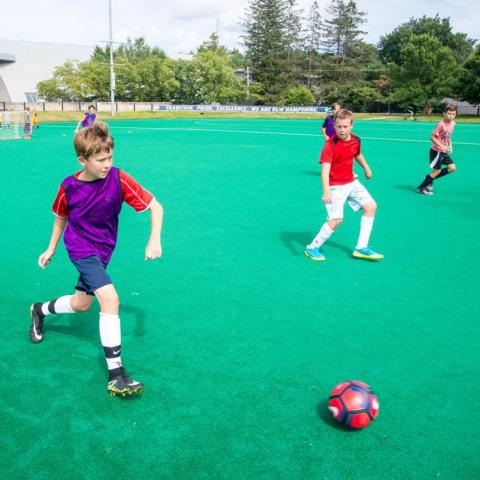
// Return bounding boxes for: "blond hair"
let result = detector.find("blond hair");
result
[334,109,354,123]
[74,122,114,159]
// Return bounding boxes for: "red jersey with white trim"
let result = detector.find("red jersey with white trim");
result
[320,134,361,186]
[52,169,154,217]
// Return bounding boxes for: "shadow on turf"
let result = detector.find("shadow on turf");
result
[301,170,321,177]
[316,400,360,432]
[395,184,418,193]
[280,231,351,257]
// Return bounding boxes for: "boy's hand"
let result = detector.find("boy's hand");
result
[364,166,372,179]
[145,241,162,260]
[322,190,332,204]
[38,249,55,269]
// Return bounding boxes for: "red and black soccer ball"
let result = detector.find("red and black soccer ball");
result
[328,380,379,429]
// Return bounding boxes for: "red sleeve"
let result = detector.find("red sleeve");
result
[320,140,334,164]
[52,185,68,217]
[119,170,154,212]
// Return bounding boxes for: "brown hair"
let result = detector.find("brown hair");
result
[445,104,457,113]
[332,103,341,110]
[334,108,353,122]
[74,122,114,159]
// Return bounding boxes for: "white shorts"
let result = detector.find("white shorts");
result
[325,180,374,220]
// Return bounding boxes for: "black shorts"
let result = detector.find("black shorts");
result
[71,256,112,295]
[429,149,453,170]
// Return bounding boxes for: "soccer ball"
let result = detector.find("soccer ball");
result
[328,380,379,429]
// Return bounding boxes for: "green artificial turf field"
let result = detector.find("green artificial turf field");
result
[1,118,479,479]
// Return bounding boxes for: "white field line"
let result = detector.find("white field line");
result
[42,124,480,146]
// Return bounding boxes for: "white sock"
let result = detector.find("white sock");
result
[307,223,334,249]
[41,295,75,316]
[356,216,374,250]
[99,312,123,370]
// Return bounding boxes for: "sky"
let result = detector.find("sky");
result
[1,0,478,57]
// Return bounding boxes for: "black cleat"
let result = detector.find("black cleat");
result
[29,303,45,343]
[108,372,144,397]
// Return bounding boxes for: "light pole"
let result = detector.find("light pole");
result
[109,0,115,117]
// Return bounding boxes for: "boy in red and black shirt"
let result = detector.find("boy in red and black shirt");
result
[305,109,383,261]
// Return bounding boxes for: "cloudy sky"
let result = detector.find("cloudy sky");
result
[1,0,478,57]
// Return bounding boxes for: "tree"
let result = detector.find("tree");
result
[379,15,475,65]
[279,86,315,105]
[305,0,323,88]
[456,45,480,106]
[321,0,367,62]
[284,0,304,83]
[229,48,247,69]
[172,59,202,104]
[37,78,68,102]
[116,37,166,63]
[389,34,459,109]
[194,48,246,104]
[242,0,290,100]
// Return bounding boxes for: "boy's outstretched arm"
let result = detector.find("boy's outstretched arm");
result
[38,216,67,269]
[145,200,164,260]
[354,154,372,179]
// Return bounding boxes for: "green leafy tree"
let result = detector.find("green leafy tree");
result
[37,78,68,101]
[80,60,110,100]
[116,37,166,63]
[379,15,475,65]
[456,45,480,105]
[389,34,459,109]
[194,48,246,104]
[172,59,202,104]
[279,86,315,105]
[135,58,179,101]
[229,48,247,69]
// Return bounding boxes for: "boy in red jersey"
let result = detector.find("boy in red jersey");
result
[416,105,457,195]
[305,109,383,261]
[29,123,164,397]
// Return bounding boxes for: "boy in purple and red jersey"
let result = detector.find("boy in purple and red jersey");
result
[76,104,97,131]
[321,103,341,141]
[30,122,164,397]
[305,109,383,261]
[416,104,457,195]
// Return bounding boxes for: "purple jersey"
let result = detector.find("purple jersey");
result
[81,112,96,128]
[62,167,123,264]
[322,114,336,138]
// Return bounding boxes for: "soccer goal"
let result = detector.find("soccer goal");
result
[0,111,26,140]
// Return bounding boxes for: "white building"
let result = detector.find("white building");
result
[0,39,93,102]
